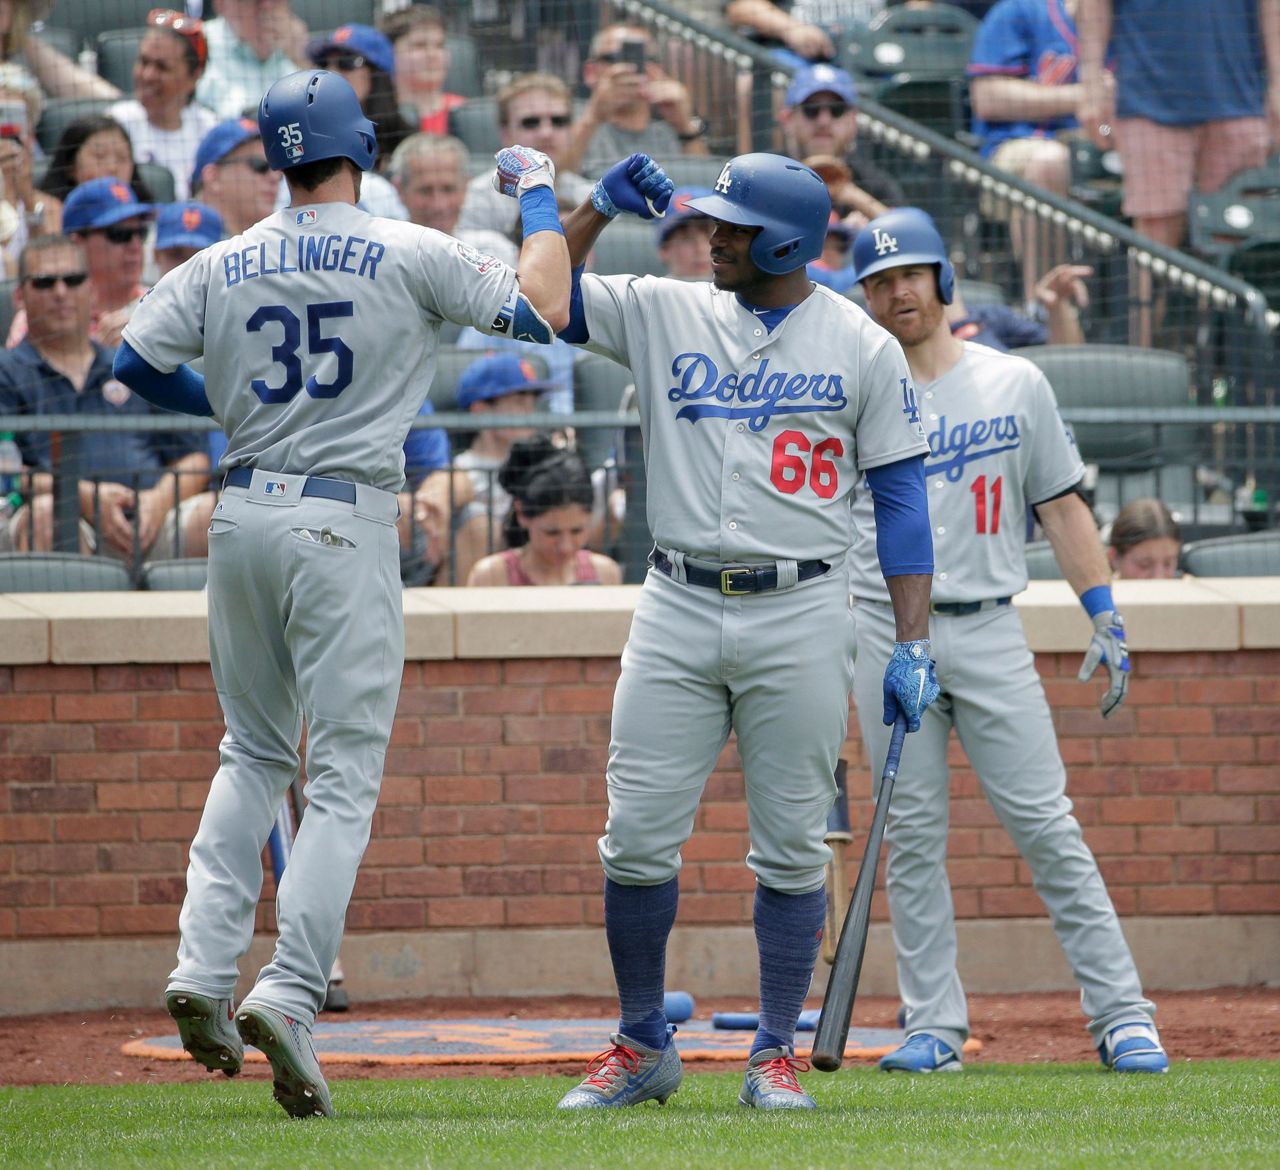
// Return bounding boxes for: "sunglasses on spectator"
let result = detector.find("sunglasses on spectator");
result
[595,50,659,65]
[799,100,851,120]
[148,8,208,68]
[516,113,571,130]
[218,155,273,174]
[320,53,368,72]
[24,272,89,290]
[97,225,149,244]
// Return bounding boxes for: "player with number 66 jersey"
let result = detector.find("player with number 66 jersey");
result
[114,69,570,1118]
[551,153,940,1113]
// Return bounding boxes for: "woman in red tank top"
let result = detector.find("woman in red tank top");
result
[467,436,622,587]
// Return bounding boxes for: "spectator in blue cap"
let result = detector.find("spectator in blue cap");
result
[8,177,154,347]
[309,24,414,170]
[189,116,278,236]
[656,187,714,280]
[153,201,225,276]
[780,63,904,210]
[412,352,558,585]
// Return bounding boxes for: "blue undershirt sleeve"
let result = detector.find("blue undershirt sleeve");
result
[113,341,214,417]
[557,265,590,344]
[865,453,934,577]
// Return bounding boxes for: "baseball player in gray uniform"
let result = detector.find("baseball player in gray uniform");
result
[114,69,570,1117]
[847,208,1168,1075]
[553,154,942,1112]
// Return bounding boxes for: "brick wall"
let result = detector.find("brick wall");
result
[3,648,1278,944]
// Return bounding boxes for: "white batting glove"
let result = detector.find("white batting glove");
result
[1077,610,1130,718]
[492,145,556,198]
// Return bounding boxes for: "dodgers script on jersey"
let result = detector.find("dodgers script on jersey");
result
[849,342,1084,602]
[123,203,523,491]
[579,276,928,562]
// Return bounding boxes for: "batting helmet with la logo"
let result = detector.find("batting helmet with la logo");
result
[852,207,956,304]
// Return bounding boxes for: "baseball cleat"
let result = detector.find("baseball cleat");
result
[235,1003,333,1118]
[556,1028,683,1109]
[739,1048,816,1110]
[165,990,243,1077]
[1099,1022,1169,1073]
[878,1032,963,1073]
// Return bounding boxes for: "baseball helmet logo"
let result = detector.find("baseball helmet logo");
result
[872,228,898,257]
[713,161,733,194]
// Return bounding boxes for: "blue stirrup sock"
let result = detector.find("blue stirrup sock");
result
[753,883,826,1058]
[605,876,679,1051]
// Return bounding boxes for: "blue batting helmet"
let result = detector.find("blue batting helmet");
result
[258,69,377,173]
[684,153,831,275]
[852,207,955,304]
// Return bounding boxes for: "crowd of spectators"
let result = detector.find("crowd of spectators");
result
[0,1,1272,585]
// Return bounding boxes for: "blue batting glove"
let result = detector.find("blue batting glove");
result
[882,639,940,733]
[590,152,673,220]
[492,144,556,198]
[1077,610,1130,718]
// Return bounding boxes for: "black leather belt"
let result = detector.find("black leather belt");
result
[930,597,1012,616]
[224,466,357,505]
[653,548,830,595]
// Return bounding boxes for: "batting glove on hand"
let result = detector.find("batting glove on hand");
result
[882,639,940,734]
[590,152,674,220]
[1078,610,1129,717]
[493,145,556,198]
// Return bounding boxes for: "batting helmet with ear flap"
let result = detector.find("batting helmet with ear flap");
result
[852,207,956,304]
[685,153,831,275]
[259,69,377,173]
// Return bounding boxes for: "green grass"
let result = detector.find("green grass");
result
[2,1063,1278,1170]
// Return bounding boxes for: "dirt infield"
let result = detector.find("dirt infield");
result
[2,988,1276,1087]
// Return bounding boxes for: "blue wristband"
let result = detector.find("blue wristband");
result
[1080,584,1114,618]
[518,185,563,237]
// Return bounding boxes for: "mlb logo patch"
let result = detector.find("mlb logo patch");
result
[286,144,304,161]
[296,209,317,226]
[264,481,288,496]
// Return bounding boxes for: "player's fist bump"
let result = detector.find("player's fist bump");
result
[493,145,557,198]
[590,152,673,221]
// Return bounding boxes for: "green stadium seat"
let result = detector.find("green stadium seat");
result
[572,352,633,472]
[590,217,664,279]
[0,552,133,592]
[44,0,155,54]
[447,96,501,159]
[35,97,113,155]
[1180,530,1280,577]
[140,558,208,590]
[96,27,144,95]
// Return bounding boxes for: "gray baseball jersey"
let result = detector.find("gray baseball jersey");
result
[576,273,927,895]
[125,200,530,1027]
[125,202,521,489]
[847,341,1154,1054]
[581,276,929,563]
[849,342,1083,603]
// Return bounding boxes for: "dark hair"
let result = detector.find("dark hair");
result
[1108,498,1181,555]
[42,114,156,204]
[18,234,86,280]
[287,156,349,191]
[364,66,415,172]
[378,3,446,43]
[498,435,594,548]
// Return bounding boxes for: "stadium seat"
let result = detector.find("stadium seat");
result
[425,346,481,414]
[95,27,144,95]
[1187,161,1280,263]
[572,352,633,471]
[1068,139,1124,221]
[1180,530,1280,577]
[44,0,154,54]
[30,25,80,60]
[874,74,971,140]
[291,0,377,31]
[1023,540,1063,580]
[955,278,1007,307]
[447,96,502,159]
[35,97,113,155]
[845,3,978,88]
[140,558,208,590]
[590,217,665,278]
[135,161,175,203]
[0,552,133,592]
[444,33,483,99]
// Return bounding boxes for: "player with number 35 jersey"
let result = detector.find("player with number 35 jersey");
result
[115,69,570,1119]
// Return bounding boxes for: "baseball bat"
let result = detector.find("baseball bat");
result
[810,714,908,1072]
[822,759,854,965]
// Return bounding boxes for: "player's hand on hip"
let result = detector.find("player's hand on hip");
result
[493,145,557,198]
[882,639,940,733]
[1077,610,1130,717]
[590,152,673,220]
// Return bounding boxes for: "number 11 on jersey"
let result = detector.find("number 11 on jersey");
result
[970,473,1002,534]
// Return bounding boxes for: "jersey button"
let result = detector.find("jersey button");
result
[929,413,938,421]
[936,526,946,535]
[934,480,944,489]
[752,353,760,360]
[731,472,740,481]
[736,423,745,432]
[925,391,934,399]
[729,521,738,530]
[753,329,763,336]
[938,571,948,581]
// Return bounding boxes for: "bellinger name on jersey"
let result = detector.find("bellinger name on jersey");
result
[666,352,848,431]
[222,234,386,288]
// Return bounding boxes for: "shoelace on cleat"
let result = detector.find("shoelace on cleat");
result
[581,1042,642,1090]
[755,1054,810,1091]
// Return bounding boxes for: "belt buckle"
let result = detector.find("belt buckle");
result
[720,567,753,595]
